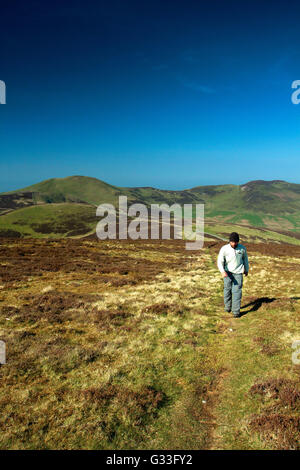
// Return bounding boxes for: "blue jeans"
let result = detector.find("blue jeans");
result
[223,272,243,316]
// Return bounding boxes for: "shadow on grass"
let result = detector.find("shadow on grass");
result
[240,296,300,316]
[240,297,277,316]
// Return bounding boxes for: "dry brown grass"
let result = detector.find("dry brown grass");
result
[0,236,299,449]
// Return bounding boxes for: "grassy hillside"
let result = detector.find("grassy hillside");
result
[204,222,300,245]
[7,175,122,206]
[191,180,300,231]
[0,237,299,449]
[1,176,300,235]
[0,203,98,238]
[1,202,300,244]
[2,175,205,207]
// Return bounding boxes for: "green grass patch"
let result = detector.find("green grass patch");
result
[0,203,98,238]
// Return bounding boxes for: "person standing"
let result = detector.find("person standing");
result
[217,232,249,318]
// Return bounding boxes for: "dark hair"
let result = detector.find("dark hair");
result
[229,232,239,242]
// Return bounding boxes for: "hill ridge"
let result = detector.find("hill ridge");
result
[0,176,299,237]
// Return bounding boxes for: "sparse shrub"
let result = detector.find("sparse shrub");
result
[249,413,300,450]
[249,378,300,449]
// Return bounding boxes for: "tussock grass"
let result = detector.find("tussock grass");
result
[0,237,299,449]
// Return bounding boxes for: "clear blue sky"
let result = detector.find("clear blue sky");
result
[1,0,300,192]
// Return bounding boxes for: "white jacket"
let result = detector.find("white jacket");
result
[217,243,249,274]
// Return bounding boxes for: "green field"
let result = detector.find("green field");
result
[204,223,300,245]
[1,201,300,246]
[0,203,98,238]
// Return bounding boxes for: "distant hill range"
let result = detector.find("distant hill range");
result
[0,176,299,241]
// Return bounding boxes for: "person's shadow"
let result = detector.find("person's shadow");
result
[239,297,276,316]
[239,296,300,317]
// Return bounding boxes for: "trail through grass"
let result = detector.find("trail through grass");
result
[0,238,299,449]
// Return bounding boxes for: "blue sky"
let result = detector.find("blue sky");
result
[1,0,300,192]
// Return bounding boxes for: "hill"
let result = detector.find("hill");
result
[0,176,299,240]
[1,175,122,207]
